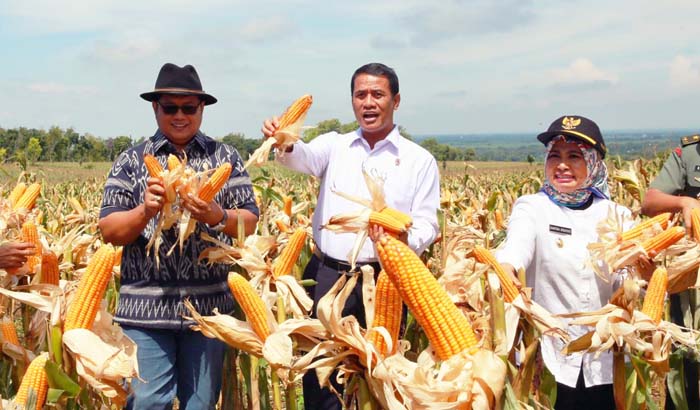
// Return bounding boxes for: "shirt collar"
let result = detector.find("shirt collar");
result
[349,125,402,151]
[151,130,208,154]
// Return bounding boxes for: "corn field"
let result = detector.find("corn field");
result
[0,154,698,410]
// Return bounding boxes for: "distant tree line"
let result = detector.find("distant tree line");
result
[0,121,490,167]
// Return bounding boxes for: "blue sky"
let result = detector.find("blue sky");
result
[2,0,700,140]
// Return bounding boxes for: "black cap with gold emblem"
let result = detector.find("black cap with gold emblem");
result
[680,134,700,147]
[537,115,607,158]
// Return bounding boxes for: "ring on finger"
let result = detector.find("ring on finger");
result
[154,195,162,203]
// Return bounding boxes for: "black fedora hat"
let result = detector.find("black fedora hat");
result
[140,63,217,105]
[536,115,607,158]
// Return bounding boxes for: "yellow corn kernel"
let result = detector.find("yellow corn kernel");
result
[144,154,164,177]
[12,183,41,211]
[691,209,700,243]
[40,251,59,285]
[227,273,271,341]
[64,245,116,331]
[272,228,307,277]
[283,195,293,218]
[275,219,291,234]
[167,154,181,171]
[0,316,21,346]
[494,209,505,230]
[379,206,413,228]
[8,182,26,207]
[641,226,685,257]
[114,246,123,267]
[198,163,232,202]
[621,212,672,242]
[473,246,520,303]
[376,235,478,360]
[369,211,407,237]
[277,95,313,131]
[641,267,668,324]
[367,270,403,356]
[15,352,49,410]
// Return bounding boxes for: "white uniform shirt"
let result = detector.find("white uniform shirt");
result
[277,126,440,262]
[496,192,632,388]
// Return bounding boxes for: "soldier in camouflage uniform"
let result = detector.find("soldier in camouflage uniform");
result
[641,134,700,409]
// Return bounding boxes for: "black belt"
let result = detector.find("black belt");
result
[312,247,381,275]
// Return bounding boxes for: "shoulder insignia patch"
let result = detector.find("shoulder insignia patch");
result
[681,134,700,147]
[675,147,683,157]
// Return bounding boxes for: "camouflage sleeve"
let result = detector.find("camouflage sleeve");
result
[649,149,686,195]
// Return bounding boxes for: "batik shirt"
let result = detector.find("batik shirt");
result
[100,131,259,329]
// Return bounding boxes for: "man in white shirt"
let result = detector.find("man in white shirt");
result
[261,62,440,410]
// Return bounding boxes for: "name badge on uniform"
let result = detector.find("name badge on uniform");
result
[694,165,700,172]
[549,224,572,235]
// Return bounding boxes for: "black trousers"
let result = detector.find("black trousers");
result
[555,370,614,410]
[301,253,381,410]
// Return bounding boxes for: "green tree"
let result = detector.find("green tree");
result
[26,137,42,164]
[222,133,258,159]
[303,119,342,142]
[111,136,133,160]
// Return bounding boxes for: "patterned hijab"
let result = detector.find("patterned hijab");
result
[541,135,610,207]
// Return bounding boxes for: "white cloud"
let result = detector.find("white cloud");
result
[669,55,700,88]
[89,30,161,62]
[551,58,619,86]
[237,16,297,43]
[1,0,237,33]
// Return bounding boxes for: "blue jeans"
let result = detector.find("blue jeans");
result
[122,325,225,410]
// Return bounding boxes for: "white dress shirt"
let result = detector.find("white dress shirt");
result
[496,192,632,388]
[277,126,440,262]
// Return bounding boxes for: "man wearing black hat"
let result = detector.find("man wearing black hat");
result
[99,63,259,409]
[641,137,700,410]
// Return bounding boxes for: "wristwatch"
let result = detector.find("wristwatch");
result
[210,209,229,232]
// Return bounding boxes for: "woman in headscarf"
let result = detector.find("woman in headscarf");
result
[496,115,629,409]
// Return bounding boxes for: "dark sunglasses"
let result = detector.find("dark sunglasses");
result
[157,101,201,115]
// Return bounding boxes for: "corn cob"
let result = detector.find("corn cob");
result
[167,154,181,171]
[40,251,60,285]
[275,219,291,234]
[198,163,232,202]
[369,211,407,237]
[227,273,271,340]
[0,316,20,346]
[9,220,42,275]
[114,246,123,267]
[283,195,293,218]
[494,209,505,230]
[473,246,520,303]
[641,267,668,324]
[64,244,116,331]
[272,228,307,277]
[367,271,403,356]
[12,183,41,211]
[376,234,478,360]
[641,226,685,257]
[144,154,164,177]
[692,208,700,243]
[621,212,672,242]
[379,206,412,228]
[8,182,26,207]
[277,94,313,131]
[15,352,49,410]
